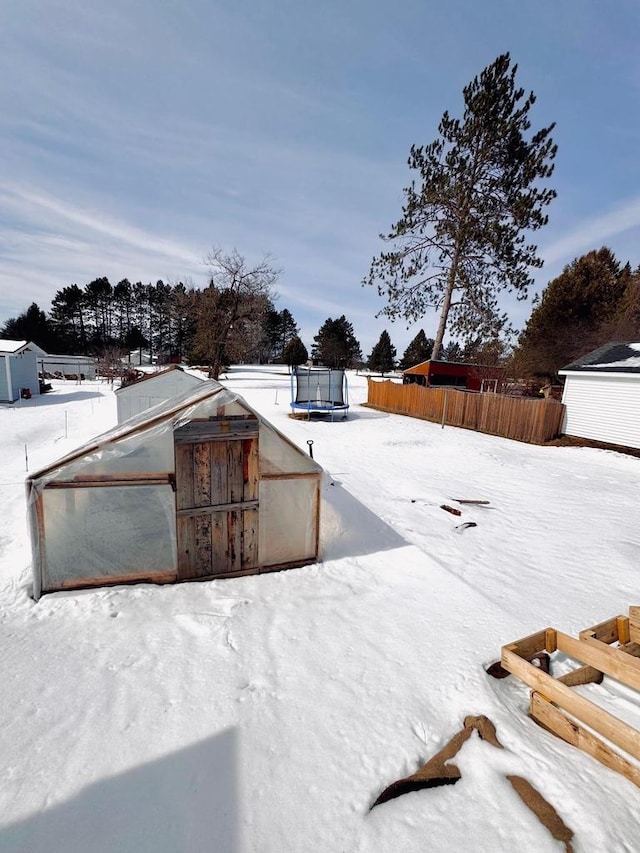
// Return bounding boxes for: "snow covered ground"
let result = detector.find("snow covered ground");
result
[0,366,639,852]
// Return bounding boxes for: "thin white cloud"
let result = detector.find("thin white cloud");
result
[541,197,640,266]
[0,185,201,268]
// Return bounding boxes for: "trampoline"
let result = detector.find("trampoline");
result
[290,367,349,420]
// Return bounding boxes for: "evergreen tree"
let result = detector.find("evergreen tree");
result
[261,307,283,361]
[1,303,62,352]
[278,308,299,353]
[440,340,464,361]
[84,277,113,349]
[113,279,133,344]
[50,284,88,353]
[365,53,557,360]
[462,335,509,365]
[367,330,396,375]
[601,264,640,341]
[513,247,629,376]
[398,329,434,369]
[311,315,362,368]
[167,282,197,362]
[260,307,300,362]
[282,336,308,369]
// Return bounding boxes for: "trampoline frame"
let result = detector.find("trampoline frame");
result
[290,367,349,420]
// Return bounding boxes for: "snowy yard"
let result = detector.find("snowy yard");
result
[0,367,638,852]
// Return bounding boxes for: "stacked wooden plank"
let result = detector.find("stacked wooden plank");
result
[501,607,640,788]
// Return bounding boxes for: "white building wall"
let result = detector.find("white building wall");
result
[561,373,640,449]
[9,350,40,399]
[0,355,11,401]
[116,371,202,423]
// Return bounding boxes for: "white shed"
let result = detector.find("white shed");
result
[115,365,203,423]
[559,342,640,449]
[29,344,99,380]
[0,340,40,402]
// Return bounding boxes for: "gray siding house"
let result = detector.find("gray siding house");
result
[559,342,640,450]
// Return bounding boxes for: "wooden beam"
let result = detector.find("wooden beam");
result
[177,500,259,518]
[45,476,171,489]
[193,440,213,574]
[503,629,549,661]
[313,481,321,560]
[61,472,170,483]
[557,665,603,687]
[259,472,322,481]
[48,570,178,592]
[558,631,640,692]
[33,490,47,600]
[620,642,640,659]
[502,646,640,763]
[530,692,640,789]
[579,616,621,644]
[174,417,258,444]
[617,616,631,646]
[628,616,640,645]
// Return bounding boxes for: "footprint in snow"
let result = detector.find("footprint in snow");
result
[175,599,249,637]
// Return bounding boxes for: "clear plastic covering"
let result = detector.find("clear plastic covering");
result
[259,478,319,566]
[41,485,177,584]
[27,380,322,597]
[259,420,320,476]
[48,422,176,480]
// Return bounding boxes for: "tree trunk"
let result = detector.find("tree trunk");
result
[432,243,462,361]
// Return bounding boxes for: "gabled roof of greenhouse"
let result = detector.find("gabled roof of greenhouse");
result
[28,380,322,483]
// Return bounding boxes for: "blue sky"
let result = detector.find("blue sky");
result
[2,0,640,357]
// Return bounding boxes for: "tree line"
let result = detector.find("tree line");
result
[2,250,305,378]
[0,248,370,376]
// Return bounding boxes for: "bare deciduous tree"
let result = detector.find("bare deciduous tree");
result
[190,249,280,379]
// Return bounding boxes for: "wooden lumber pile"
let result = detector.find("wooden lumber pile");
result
[500,606,640,788]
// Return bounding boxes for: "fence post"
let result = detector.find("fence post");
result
[441,389,448,429]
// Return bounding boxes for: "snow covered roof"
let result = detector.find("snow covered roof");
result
[560,342,640,374]
[0,339,29,354]
[114,364,204,394]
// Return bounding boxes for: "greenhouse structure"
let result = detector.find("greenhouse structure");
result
[27,381,322,598]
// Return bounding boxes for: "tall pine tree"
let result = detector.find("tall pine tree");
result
[282,336,308,370]
[514,247,630,376]
[398,329,434,369]
[368,330,396,375]
[365,53,557,360]
[311,316,362,368]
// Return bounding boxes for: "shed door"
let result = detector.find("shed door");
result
[174,416,259,578]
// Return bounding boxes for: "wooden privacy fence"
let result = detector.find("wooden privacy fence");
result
[366,379,565,444]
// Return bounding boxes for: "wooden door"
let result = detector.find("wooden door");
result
[174,416,259,579]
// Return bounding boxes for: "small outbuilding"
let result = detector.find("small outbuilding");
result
[559,342,640,450]
[403,359,505,392]
[27,381,322,598]
[115,365,204,423]
[0,340,40,402]
[29,344,99,380]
